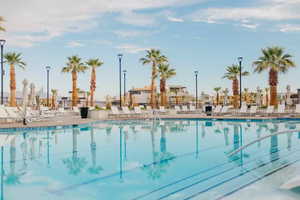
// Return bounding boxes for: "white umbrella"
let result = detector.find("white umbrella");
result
[22,79,29,118]
[256,87,262,106]
[28,83,36,106]
[286,85,292,106]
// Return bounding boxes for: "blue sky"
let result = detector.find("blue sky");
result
[1,0,300,100]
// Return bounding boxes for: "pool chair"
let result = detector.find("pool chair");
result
[174,105,182,114]
[249,106,258,116]
[122,106,138,117]
[264,105,274,116]
[0,106,9,122]
[220,106,230,115]
[4,107,24,122]
[158,106,168,114]
[182,105,189,112]
[109,106,124,118]
[146,106,153,114]
[134,106,147,117]
[238,104,248,116]
[213,105,222,115]
[275,104,286,116]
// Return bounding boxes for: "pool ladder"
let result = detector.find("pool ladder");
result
[152,110,161,122]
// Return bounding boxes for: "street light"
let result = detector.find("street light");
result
[194,71,199,109]
[46,66,51,107]
[118,54,123,108]
[0,39,6,105]
[238,57,243,108]
[123,70,127,106]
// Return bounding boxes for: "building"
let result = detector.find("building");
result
[168,85,193,106]
[128,86,153,106]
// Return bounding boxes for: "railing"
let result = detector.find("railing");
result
[229,129,300,157]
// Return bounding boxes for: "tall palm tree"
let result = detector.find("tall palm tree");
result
[265,88,269,106]
[158,63,176,107]
[0,16,5,32]
[86,59,103,106]
[253,47,295,106]
[213,87,222,105]
[62,56,88,107]
[222,65,249,108]
[51,89,57,109]
[140,49,168,108]
[4,52,26,107]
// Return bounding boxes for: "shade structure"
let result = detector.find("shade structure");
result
[22,79,29,118]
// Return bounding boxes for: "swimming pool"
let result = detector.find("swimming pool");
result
[1,119,300,200]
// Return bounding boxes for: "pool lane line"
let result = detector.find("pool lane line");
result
[157,147,300,200]
[130,145,288,200]
[50,143,227,194]
[215,158,300,200]
[181,152,300,200]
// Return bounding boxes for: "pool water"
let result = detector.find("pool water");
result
[1,119,300,200]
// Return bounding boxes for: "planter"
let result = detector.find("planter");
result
[80,107,89,119]
[89,110,109,120]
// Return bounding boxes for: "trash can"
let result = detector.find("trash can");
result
[205,105,212,116]
[80,107,89,119]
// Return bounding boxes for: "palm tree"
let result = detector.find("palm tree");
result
[158,63,176,107]
[86,91,90,107]
[213,87,222,105]
[4,52,26,107]
[140,49,168,108]
[223,65,249,108]
[62,56,88,107]
[253,47,295,106]
[0,16,5,31]
[51,89,57,109]
[86,59,103,106]
[265,88,269,106]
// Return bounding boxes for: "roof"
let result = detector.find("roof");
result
[130,85,156,92]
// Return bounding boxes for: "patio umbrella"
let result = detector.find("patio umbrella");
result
[28,83,36,107]
[286,85,292,106]
[22,79,29,119]
[256,87,262,106]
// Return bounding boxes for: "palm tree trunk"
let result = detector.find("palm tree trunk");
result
[90,68,96,106]
[232,79,239,109]
[150,63,156,108]
[72,71,78,107]
[10,64,17,107]
[269,69,278,106]
[160,79,166,106]
[216,93,219,105]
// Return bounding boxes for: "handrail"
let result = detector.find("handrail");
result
[228,129,300,157]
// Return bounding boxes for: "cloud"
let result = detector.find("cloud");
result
[113,30,149,38]
[115,44,151,54]
[167,17,184,22]
[116,11,156,26]
[278,24,300,32]
[66,41,84,47]
[188,0,300,24]
[0,0,199,47]
[240,23,259,29]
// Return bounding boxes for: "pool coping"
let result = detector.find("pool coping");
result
[1,116,300,132]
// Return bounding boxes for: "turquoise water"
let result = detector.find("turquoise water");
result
[1,119,300,200]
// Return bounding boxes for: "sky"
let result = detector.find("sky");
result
[1,0,300,100]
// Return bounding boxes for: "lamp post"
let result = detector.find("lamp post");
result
[0,39,5,105]
[194,71,199,109]
[118,54,123,107]
[46,66,51,107]
[238,57,243,108]
[123,70,127,106]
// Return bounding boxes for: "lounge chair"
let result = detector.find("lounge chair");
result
[4,107,23,122]
[0,107,9,122]
[249,106,258,116]
[108,106,124,118]
[264,105,274,116]
[122,107,138,117]
[295,104,300,114]
[182,105,188,112]
[174,105,181,113]
[220,106,230,115]
[213,105,222,115]
[238,105,248,115]
[275,104,286,115]
[134,106,147,117]
[158,106,167,114]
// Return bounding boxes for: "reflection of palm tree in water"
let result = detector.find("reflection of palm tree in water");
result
[87,128,103,175]
[269,124,279,162]
[5,137,24,185]
[29,137,36,160]
[223,127,229,146]
[256,123,269,147]
[142,123,175,180]
[20,133,28,171]
[63,128,87,175]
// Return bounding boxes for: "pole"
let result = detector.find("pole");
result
[123,70,126,106]
[47,69,50,106]
[0,44,4,105]
[118,55,122,108]
[196,73,198,109]
[238,57,242,108]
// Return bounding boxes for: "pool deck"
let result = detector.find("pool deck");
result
[1,113,300,129]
